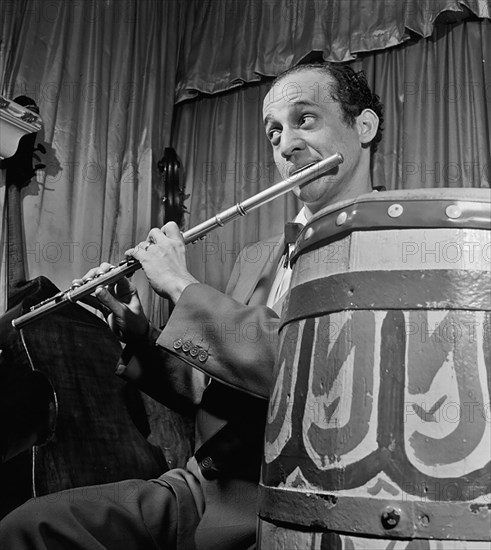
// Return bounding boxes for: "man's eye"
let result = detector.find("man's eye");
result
[267,129,281,142]
[299,114,315,126]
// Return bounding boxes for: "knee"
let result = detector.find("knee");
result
[0,498,39,543]
[0,495,65,547]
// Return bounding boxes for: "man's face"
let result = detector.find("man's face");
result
[263,69,373,214]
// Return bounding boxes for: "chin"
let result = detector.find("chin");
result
[297,179,334,205]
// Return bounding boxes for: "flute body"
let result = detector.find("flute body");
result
[12,153,343,329]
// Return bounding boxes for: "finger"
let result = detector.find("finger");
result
[73,262,115,286]
[161,222,182,240]
[71,277,85,288]
[112,278,136,301]
[125,241,147,259]
[98,262,116,272]
[79,294,111,317]
[146,227,160,242]
[87,263,113,279]
[72,267,98,287]
[147,227,166,244]
[90,262,117,282]
[94,286,127,317]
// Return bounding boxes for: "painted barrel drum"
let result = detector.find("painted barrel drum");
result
[259,189,491,549]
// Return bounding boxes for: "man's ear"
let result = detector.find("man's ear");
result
[355,108,379,145]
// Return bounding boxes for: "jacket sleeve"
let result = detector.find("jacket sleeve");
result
[156,282,279,399]
[118,242,280,405]
[115,323,208,415]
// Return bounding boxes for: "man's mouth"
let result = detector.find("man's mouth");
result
[288,162,317,177]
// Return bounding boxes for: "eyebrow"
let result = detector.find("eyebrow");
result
[263,99,319,126]
[289,99,317,108]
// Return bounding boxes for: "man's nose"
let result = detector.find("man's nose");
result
[279,128,306,159]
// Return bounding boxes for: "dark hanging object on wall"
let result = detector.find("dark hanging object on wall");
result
[157,147,188,228]
[1,96,45,308]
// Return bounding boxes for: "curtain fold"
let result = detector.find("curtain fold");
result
[173,19,490,294]
[365,19,490,190]
[0,0,28,79]
[176,0,490,101]
[0,0,181,319]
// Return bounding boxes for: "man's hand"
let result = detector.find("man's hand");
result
[126,222,199,303]
[72,263,149,343]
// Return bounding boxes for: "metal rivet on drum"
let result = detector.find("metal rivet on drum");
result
[336,212,348,226]
[387,204,403,218]
[445,204,462,219]
[381,507,401,530]
[304,227,314,240]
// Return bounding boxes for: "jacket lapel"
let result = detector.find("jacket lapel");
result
[232,233,285,306]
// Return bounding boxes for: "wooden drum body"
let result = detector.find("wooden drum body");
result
[259,189,491,549]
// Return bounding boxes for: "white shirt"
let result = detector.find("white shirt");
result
[266,207,310,310]
[266,190,379,311]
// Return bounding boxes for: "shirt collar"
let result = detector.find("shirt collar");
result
[294,206,310,226]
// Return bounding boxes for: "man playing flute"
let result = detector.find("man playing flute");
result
[0,62,382,550]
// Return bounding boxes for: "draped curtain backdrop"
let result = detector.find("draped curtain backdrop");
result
[1,0,490,312]
[176,0,489,100]
[0,0,181,318]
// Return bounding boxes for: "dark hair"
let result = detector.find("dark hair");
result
[272,62,384,153]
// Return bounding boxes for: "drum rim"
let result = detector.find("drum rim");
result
[307,187,491,224]
[292,190,491,262]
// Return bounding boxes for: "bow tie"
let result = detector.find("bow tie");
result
[282,222,304,267]
[284,222,304,245]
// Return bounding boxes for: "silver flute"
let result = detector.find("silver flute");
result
[12,153,343,329]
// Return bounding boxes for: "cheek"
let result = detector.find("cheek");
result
[341,143,363,173]
[273,149,284,163]
[273,151,287,174]
[338,130,361,157]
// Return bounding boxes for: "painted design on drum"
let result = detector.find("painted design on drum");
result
[263,310,491,501]
[302,311,377,469]
[405,310,490,478]
[264,321,303,464]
